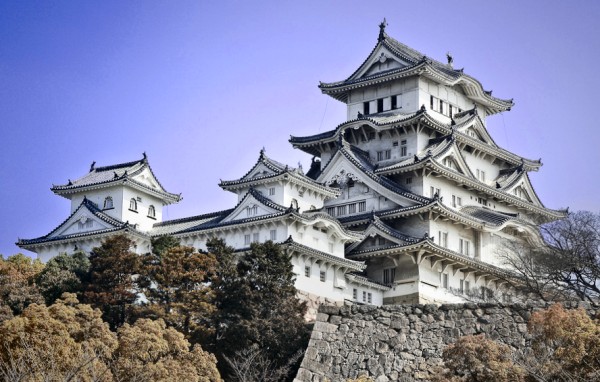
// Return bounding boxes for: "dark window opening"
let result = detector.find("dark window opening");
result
[363,101,370,115]
[377,98,384,113]
[391,96,397,109]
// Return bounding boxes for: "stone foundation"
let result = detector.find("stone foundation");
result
[294,302,599,382]
[297,290,344,322]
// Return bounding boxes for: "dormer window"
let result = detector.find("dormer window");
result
[103,196,113,209]
[129,198,138,212]
[147,205,156,218]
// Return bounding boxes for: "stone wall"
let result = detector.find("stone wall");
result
[294,302,598,382]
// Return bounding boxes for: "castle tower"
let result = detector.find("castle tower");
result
[291,22,564,304]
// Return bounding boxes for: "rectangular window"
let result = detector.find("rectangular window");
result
[320,271,326,282]
[377,98,384,113]
[269,187,275,196]
[480,286,486,300]
[336,205,347,216]
[244,234,251,245]
[270,230,277,241]
[452,195,456,208]
[328,242,334,252]
[383,268,396,284]
[406,177,412,185]
[253,233,260,242]
[385,150,391,160]
[449,104,453,117]
[442,273,449,289]
[465,280,471,294]
[367,293,372,304]
[459,239,471,256]
[430,186,440,198]
[358,201,366,212]
[460,279,464,293]
[363,101,370,115]
[430,95,434,110]
[438,231,448,247]
[400,139,407,156]
[378,237,386,246]
[439,100,444,114]
[362,291,367,302]
[326,207,335,216]
[391,96,397,109]
[305,266,310,278]
[392,141,398,147]
[377,151,384,161]
[353,288,358,300]
[348,203,356,214]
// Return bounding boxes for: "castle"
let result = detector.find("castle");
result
[18,22,564,307]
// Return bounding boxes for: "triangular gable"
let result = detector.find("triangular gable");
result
[316,148,421,208]
[219,189,287,223]
[455,118,497,147]
[347,217,418,254]
[505,174,544,207]
[353,46,411,80]
[47,200,124,239]
[436,143,475,178]
[243,162,280,180]
[131,166,162,190]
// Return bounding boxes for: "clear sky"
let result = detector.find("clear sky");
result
[1,1,599,257]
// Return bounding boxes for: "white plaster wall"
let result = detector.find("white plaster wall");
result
[344,281,384,306]
[121,187,164,232]
[346,77,419,119]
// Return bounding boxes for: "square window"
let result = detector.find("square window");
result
[326,207,335,216]
[383,268,396,284]
[348,204,356,214]
[358,201,366,212]
[336,205,347,216]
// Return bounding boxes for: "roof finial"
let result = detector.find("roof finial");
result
[446,51,453,67]
[89,161,96,172]
[378,18,388,42]
[260,147,265,157]
[142,152,147,161]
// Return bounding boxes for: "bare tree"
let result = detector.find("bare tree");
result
[224,346,303,382]
[499,211,600,303]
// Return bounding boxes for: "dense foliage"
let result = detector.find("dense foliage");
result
[0,235,309,381]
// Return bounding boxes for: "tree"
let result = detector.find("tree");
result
[137,243,218,344]
[212,239,309,380]
[0,293,222,382]
[432,334,525,382]
[36,251,90,305]
[522,304,600,381]
[0,293,117,381]
[113,318,221,382]
[500,210,600,302]
[0,254,44,319]
[83,235,141,329]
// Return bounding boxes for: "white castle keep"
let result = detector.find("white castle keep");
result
[18,22,564,307]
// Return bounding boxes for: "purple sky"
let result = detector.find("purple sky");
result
[1,1,599,257]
